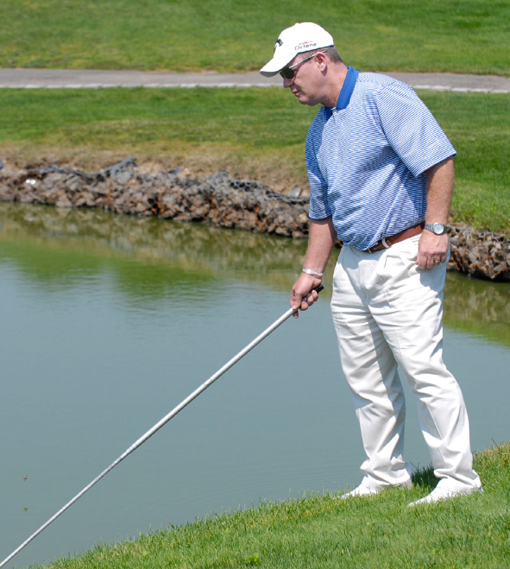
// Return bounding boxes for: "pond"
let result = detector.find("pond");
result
[0,203,509,568]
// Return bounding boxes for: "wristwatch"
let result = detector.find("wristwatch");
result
[424,222,447,235]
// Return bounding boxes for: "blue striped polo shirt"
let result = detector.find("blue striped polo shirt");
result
[306,67,456,251]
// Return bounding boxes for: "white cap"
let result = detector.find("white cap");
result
[260,22,334,77]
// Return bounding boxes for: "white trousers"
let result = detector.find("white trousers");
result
[331,235,481,491]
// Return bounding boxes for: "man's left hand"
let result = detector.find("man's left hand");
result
[416,231,448,270]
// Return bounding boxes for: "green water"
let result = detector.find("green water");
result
[0,203,508,568]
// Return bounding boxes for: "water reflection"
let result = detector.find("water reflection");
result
[444,271,510,346]
[1,202,509,347]
[0,203,306,301]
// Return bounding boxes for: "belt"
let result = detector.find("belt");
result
[364,222,424,253]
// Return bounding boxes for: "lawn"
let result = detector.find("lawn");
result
[0,0,509,75]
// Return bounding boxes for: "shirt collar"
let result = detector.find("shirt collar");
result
[324,66,359,119]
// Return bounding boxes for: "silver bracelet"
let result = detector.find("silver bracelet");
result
[302,268,324,278]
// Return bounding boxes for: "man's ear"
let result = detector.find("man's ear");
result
[315,51,328,71]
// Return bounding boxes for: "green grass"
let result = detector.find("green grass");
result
[1,88,509,233]
[35,442,510,569]
[0,87,315,152]
[0,0,509,75]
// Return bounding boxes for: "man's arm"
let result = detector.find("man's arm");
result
[291,217,336,318]
[417,156,455,270]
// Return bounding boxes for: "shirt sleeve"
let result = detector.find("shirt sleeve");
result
[372,82,457,178]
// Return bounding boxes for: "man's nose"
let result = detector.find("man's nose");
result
[283,77,294,88]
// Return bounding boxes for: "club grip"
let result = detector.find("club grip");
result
[313,284,324,294]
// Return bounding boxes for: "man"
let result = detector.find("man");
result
[260,22,482,506]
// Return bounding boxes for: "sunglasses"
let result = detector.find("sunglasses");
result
[279,52,321,79]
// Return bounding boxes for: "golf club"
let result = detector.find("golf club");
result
[0,284,323,568]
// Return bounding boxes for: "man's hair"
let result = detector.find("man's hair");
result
[306,46,342,63]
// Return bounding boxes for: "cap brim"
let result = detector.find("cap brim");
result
[259,66,280,78]
[259,51,295,77]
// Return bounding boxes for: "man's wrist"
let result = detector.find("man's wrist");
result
[302,268,324,278]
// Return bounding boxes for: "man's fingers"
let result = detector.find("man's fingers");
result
[301,290,318,308]
[417,255,446,270]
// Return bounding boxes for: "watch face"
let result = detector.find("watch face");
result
[433,223,446,235]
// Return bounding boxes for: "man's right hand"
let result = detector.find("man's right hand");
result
[290,216,335,318]
[290,273,322,318]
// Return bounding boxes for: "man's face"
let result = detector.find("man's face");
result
[282,52,324,106]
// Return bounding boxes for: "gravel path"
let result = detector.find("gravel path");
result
[0,68,509,93]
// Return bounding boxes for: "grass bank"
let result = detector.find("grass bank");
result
[0,0,509,75]
[35,442,510,569]
[1,88,509,234]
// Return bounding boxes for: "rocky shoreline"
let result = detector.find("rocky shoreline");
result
[0,158,509,282]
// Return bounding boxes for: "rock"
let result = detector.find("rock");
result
[55,194,73,208]
[112,170,132,185]
[449,224,510,281]
[288,187,302,198]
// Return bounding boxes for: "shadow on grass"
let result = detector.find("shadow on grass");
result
[411,465,439,490]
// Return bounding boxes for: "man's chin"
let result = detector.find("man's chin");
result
[293,91,309,105]
[295,93,320,107]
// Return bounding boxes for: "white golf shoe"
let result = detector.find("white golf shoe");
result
[408,483,483,507]
[341,478,412,499]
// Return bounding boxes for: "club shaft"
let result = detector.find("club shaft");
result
[0,306,297,568]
